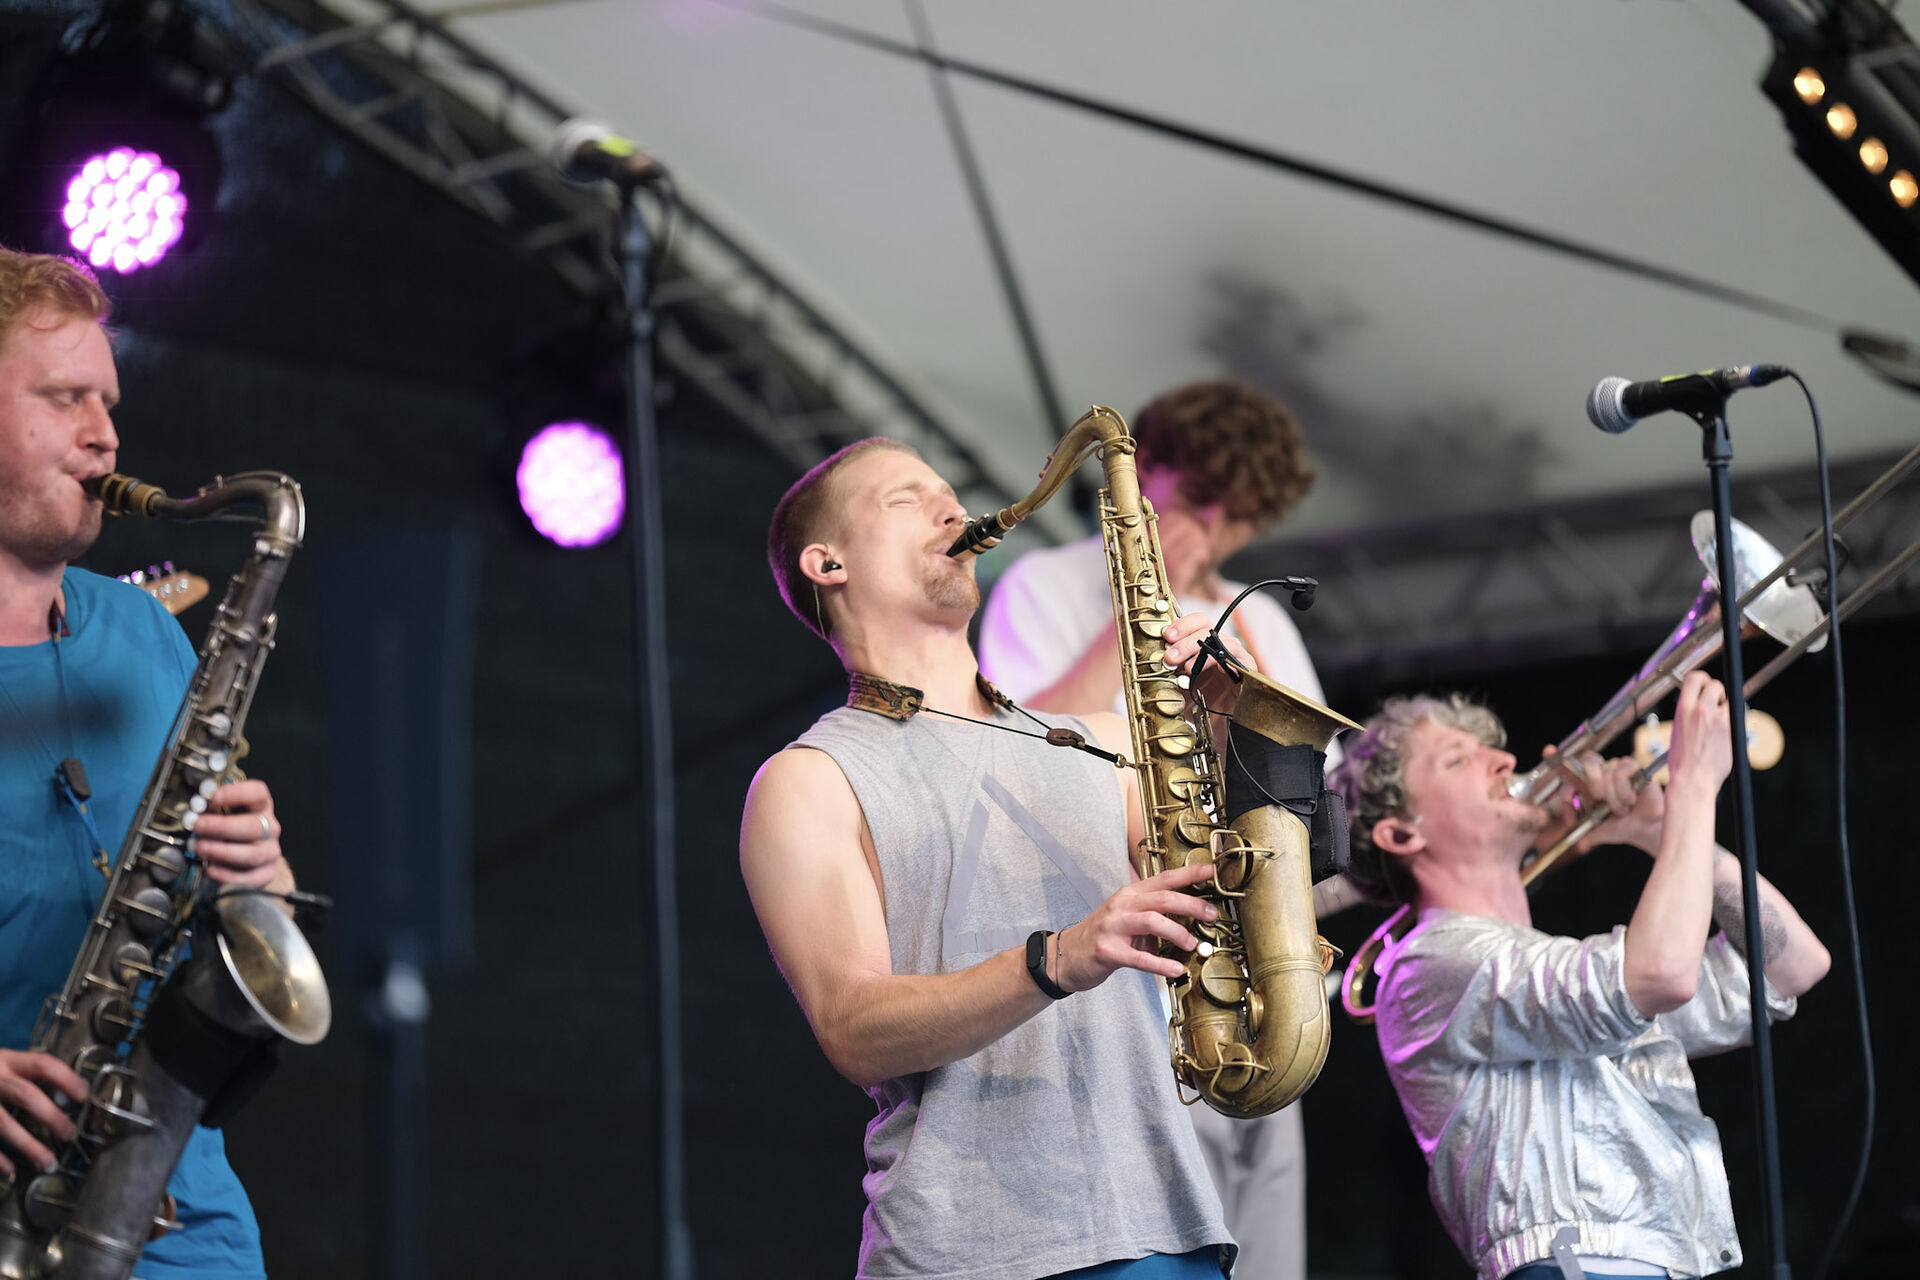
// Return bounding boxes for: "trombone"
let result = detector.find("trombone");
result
[1342,441,1920,1024]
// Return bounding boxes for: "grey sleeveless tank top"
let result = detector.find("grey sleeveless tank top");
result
[793,702,1232,1280]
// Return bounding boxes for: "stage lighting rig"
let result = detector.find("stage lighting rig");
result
[2,0,240,272]
[1755,0,1920,287]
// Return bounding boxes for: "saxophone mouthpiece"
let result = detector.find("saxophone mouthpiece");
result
[85,472,166,516]
[948,514,1008,558]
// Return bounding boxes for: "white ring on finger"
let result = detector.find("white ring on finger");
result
[257,814,272,842]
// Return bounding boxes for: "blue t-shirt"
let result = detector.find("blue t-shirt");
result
[0,567,266,1280]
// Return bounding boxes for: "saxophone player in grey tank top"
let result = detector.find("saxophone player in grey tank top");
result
[742,439,1254,1280]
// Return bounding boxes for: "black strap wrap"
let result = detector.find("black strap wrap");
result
[1222,724,1351,883]
[142,979,283,1130]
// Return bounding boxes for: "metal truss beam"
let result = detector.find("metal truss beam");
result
[201,0,1051,533]
[1237,448,1920,680]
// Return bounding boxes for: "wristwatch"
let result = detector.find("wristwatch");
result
[1025,930,1071,1000]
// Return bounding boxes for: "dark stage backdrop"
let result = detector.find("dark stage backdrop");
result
[2,10,1913,1278]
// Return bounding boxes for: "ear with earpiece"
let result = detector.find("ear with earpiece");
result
[1374,818,1421,854]
[804,546,844,582]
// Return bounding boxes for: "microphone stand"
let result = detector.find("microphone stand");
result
[609,173,694,1280]
[1689,399,1792,1280]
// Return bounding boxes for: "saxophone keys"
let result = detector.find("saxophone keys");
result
[143,844,186,887]
[149,1192,180,1241]
[1163,766,1207,802]
[111,943,155,985]
[88,998,135,1043]
[1150,723,1197,758]
[1175,813,1214,849]
[1141,679,1185,717]
[1198,951,1249,1006]
[121,888,173,938]
[23,1171,77,1233]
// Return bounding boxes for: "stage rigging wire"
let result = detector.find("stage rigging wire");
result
[735,0,1861,337]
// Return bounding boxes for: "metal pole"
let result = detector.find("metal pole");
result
[1701,410,1792,1280]
[615,189,694,1280]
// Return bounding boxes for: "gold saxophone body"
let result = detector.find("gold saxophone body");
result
[953,407,1361,1118]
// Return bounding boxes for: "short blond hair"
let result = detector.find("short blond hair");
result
[0,245,111,350]
[766,438,918,640]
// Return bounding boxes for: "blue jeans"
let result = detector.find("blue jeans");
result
[1048,1247,1227,1279]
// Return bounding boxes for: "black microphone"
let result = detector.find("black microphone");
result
[1586,364,1788,433]
[547,117,663,187]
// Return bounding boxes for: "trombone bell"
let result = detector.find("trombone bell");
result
[1690,511,1826,652]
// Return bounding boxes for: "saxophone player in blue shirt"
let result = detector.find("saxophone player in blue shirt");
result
[0,244,296,1280]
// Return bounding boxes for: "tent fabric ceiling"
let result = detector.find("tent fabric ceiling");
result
[429,0,1919,539]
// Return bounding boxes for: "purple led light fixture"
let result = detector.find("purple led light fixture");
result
[517,421,626,547]
[62,148,186,274]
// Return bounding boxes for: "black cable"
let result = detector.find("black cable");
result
[1189,576,1318,692]
[1792,372,1875,1280]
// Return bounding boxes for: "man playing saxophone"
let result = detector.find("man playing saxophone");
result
[740,437,1253,1279]
[1328,674,1829,1280]
[978,380,1338,1280]
[0,245,293,1280]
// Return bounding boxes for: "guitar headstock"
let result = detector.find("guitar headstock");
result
[1632,708,1785,783]
[118,561,210,616]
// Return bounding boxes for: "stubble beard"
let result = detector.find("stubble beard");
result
[0,481,103,570]
[921,559,979,616]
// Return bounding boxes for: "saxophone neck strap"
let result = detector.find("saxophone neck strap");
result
[843,670,1124,766]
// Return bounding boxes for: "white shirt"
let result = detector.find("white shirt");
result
[978,534,1334,751]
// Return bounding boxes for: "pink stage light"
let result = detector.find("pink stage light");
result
[516,421,626,547]
[62,147,186,274]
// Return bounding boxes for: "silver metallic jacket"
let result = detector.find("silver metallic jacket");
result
[1373,909,1796,1280]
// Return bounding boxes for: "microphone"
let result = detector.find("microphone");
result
[547,117,663,187]
[1586,364,1788,433]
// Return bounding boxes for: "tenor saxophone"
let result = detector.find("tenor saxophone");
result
[0,472,331,1280]
[953,407,1361,1118]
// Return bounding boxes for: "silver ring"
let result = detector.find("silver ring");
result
[257,814,272,842]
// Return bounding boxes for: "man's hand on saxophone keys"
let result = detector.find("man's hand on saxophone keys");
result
[186,778,296,898]
[1158,611,1255,718]
[1052,862,1222,993]
[0,1048,88,1176]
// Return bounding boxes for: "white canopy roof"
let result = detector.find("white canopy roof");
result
[430,0,1918,537]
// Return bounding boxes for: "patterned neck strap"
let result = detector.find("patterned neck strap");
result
[845,670,1013,721]
[843,670,1122,765]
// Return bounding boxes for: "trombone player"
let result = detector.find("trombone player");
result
[1328,672,1828,1280]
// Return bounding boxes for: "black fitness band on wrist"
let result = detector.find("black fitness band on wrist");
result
[1025,930,1071,1000]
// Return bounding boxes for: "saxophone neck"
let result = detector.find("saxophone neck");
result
[947,406,1134,559]
[90,471,306,552]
